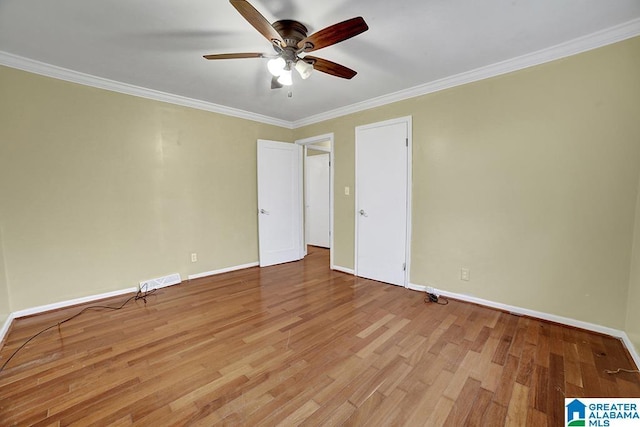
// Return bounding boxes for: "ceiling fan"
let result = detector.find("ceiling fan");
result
[203,0,369,89]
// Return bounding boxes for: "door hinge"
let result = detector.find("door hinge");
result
[403,263,406,271]
[405,138,408,147]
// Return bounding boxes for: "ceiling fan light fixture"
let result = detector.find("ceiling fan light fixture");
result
[277,68,293,86]
[267,57,286,76]
[295,59,313,79]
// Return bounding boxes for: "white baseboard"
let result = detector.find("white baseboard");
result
[332,265,355,275]
[620,335,640,371]
[0,286,138,347]
[12,287,139,319]
[0,312,15,346]
[408,282,640,370]
[187,261,259,280]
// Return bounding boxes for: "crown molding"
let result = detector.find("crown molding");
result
[0,51,292,129]
[292,18,640,128]
[2,18,639,130]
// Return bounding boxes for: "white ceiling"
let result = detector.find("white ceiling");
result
[1,0,640,125]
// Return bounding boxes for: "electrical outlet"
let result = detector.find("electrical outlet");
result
[460,268,470,281]
[344,186,350,196]
[191,253,198,263]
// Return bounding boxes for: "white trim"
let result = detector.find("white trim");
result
[0,313,15,346]
[297,144,305,260]
[332,265,355,275]
[621,335,640,371]
[404,117,413,289]
[11,287,138,319]
[0,51,292,129]
[187,261,259,280]
[294,134,335,145]
[292,18,640,128]
[295,133,335,270]
[408,282,640,369]
[407,283,429,293]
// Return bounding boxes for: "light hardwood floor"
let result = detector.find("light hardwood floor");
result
[1,247,638,425]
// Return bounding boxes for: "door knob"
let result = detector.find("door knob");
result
[359,209,368,217]
[259,209,269,215]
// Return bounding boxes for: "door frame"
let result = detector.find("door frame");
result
[295,133,335,270]
[354,116,412,287]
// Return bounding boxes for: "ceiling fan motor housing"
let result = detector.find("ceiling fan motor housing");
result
[272,20,309,48]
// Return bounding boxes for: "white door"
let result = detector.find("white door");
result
[257,140,303,267]
[355,118,411,286]
[306,153,330,248]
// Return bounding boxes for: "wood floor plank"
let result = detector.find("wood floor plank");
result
[0,247,638,425]
[463,387,494,426]
[443,377,482,425]
[301,400,355,427]
[275,399,320,426]
[358,389,406,426]
[482,401,508,425]
[516,341,536,386]
[425,396,454,426]
[532,364,549,414]
[548,352,566,426]
[505,382,529,426]
[493,354,519,406]
[526,408,548,427]
[342,389,384,426]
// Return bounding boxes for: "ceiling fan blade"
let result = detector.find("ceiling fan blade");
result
[305,56,357,79]
[230,0,283,45]
[203,52,265,60]
[298,17,368,52]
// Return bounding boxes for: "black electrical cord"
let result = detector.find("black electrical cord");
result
[424,292,449,305]
[0,287,156,373]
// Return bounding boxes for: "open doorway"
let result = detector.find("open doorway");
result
[306,146,330,248]
[295,133,334,269]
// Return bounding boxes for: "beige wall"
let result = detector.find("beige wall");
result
[627,173,640,353]
[295,36,640,332]
[0,228,10,326]
[0,65,292,311]
[307,148,329,156]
